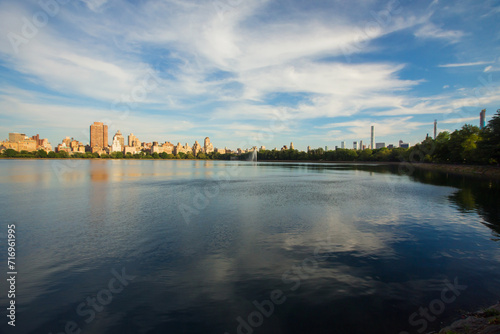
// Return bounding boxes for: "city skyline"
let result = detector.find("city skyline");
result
[0,1,499,150]
[0,107,492,153]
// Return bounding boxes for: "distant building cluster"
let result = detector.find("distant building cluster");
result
[84,121,229,157]
[341,126,409,152]
[0,133,52,153]
[2,111,490,155]
[55,136,86,153]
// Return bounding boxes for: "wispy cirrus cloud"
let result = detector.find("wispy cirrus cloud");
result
[315,117,430,141]
[440,116,478,124]
[438,61,493,68]
[414,22,464,43]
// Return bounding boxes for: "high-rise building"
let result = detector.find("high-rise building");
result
[203,137,214,153]
[62,137,71,147]
[90,122,108,148]
[111,131,124,152]
[4,132,37,152]
[111,138,122,153]
[371,126,374,150]
[290,142,294,150]
[9,133,26,142]
[434,120,437,139]
[353,141,358,150]
[128,133,140,147]
[359,140,363,150]
[341,141,345,149]
[480,109,486,129]
[31,134,43,146]
[192,140,202,155]
[113,130,125,148]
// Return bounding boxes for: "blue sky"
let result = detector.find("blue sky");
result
[0,0,499,151]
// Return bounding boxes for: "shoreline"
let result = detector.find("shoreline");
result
[409,162,500,179]
[438,302,500,334]
[254,160,500,179]
[2,157,500,179]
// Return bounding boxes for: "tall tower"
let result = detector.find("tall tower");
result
[480,109,486,129]
[114,130,125,147]
[290,142,294,150]
[204,137,214,153]
[370,126,374,150]
[90,122,108,148]
[128,133,141,147]
[434,120,437,139]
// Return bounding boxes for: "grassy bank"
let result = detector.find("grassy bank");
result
[410,162,500,179]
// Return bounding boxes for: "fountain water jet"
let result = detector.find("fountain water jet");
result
[247,150,257,162]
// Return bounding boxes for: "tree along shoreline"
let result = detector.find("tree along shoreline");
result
[409,162,500,179]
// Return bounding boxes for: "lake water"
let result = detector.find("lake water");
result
[0,159,499,334]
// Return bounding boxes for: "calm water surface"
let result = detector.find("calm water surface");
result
[0,159,499,334]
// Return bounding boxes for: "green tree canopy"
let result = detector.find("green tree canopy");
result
[36,149,48,158]
[448,124,482,163]
[480,109,500,164]
[4,149,18,157]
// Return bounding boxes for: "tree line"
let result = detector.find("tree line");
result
[0,148,236,160]
[242,109,500,165]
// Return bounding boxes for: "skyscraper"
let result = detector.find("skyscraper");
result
[204,137,214,153]
[480,109,486,129]
[434,120,437,139]
[90,122,108,148]
[370,126,374,149]
[128,133,140,147]
[113,130,125,148]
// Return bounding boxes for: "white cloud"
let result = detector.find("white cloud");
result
[414,23,464,43]
[440,116,477,124]
[0,91,198,145]
[439,61,493,68]
[82,0,109,12]
[315,117,430,141]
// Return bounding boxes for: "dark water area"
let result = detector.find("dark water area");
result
[0,160,499,334]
